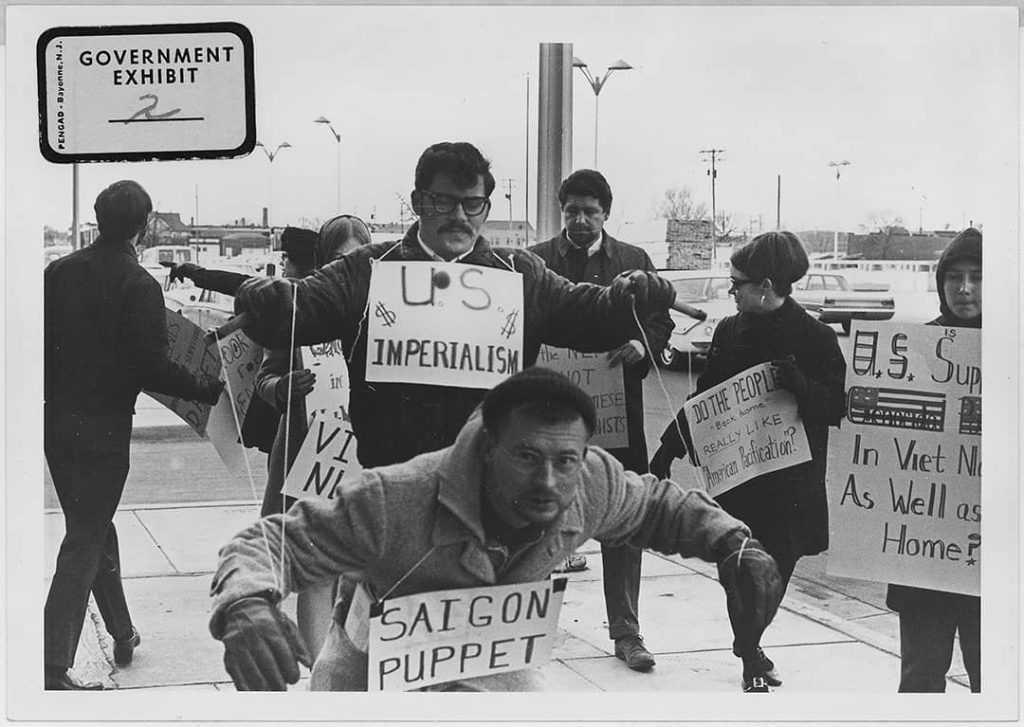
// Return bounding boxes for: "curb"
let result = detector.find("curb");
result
[131,424,201,443]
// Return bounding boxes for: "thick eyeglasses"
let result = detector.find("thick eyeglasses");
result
[418,190,491,217]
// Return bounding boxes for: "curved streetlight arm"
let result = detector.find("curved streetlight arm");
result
[314,116,341,142]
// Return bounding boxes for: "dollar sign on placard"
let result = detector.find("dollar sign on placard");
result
[500,309,519,339]
[374,302,397,327]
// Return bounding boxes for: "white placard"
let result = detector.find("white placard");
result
[826,322,980,596]
[301,340,352,424]
[281,411,361,503]
[365,261,524,389]
[684,362,812,497]
[216,327,263,427]
[536,345,628,449]
[368,578,567,692]
[37,23,254,161]
[146,308,220,435]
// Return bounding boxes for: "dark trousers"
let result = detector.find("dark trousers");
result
[898,601,981,693]
[602,542,643,640]
[727,552,797,658]
[44,410,134,669]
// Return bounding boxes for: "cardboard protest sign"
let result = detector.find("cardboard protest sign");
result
[826,322,980,596]
[684,362,811,497]
[146,308,220,435]
[281,410,361,503]
[537,345,627,449]
[367,577,568,692]
[300,340,352,424]
[365,261,524,389]
[215,327,263,426]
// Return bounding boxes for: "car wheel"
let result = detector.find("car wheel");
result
[659,346,685,371]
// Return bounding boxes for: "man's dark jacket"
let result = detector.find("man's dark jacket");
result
[529,231,673,471]
[233,223,660,468]
[44,238,212,414]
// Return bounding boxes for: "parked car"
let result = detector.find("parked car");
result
[179,288,235,331]
[792,272,895,333]
[656,270,736,370]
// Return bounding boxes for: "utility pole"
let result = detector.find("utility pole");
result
[776,174,781,230]
[700,148,725,260]
[828,160,851,258]
[525,72,530,245]
[504,178,515,245]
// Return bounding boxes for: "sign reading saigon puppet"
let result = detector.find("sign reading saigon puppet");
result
[826,322,980,596]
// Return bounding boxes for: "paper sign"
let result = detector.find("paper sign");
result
[365,261,524,389]
[684,362,811,497]
[536,345,627,449]
[301,340,352,424]
[215,328,263,427]
[826,322,980,596]
[368,578,568,692]
[37,23,255,162]
[146,308,220,435]
[281,411,361,503]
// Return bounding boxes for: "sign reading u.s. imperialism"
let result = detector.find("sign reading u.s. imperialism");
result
[826,322,980,596]
[536,345,627,449]
[684,362,811,497]
[367,578,568,692]
[365,261,524,389]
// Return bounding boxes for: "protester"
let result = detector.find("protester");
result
[886,227,981,693]
[528,169,671,671]
[649,231,846,692]
[209,367,783,691]
[314,214,373,266]
[230,141,677,470]
[43,180,224,690]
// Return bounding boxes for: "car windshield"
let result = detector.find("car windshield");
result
[672,277,730,302]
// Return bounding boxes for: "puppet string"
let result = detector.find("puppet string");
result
[630,298,688,461]
[214,323,283,593]
[279,279,299,579]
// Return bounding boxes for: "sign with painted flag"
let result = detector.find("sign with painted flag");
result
[366,577,568,692]
[684,362,811,497]
[826,322,980,596]
[146,308,220,435]
[365,261,523,389]
[536,345,628,449]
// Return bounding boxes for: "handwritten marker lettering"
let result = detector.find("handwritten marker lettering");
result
[500,309,519,339]
[375,302,397,327]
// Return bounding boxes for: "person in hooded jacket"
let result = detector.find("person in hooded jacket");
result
[649,231,847,692]
[886,227,982,693]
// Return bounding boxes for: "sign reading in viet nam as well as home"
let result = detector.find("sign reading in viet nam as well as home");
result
[367,578,568,692]
[684,362,811,497]
[537,345,627,449]
[826,322,980,596]
[37,22,255,161]
[366,261,524,390]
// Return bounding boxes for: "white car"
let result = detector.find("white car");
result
[657,269,737,370]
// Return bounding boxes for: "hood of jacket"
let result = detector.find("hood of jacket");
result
[934,227,982,328]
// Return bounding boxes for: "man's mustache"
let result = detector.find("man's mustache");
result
[439,223,474,235]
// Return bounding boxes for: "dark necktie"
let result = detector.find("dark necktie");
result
[564,245,589,284]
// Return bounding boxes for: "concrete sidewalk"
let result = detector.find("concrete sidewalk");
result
[42,500,973,694]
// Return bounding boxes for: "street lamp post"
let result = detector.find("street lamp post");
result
[572,57,632,167]
[314,116,342,214]
[256,140,292,229]
[828,160,851,258]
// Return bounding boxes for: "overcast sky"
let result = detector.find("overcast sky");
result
[8,4,1020,237]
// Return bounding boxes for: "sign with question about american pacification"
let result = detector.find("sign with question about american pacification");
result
[37,22,255,161]
[684,362,811,497]
[825,321,981,596]
[366,261,524,390]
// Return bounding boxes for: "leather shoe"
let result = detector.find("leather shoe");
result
[45,668,104,691]
[743,674,771,692]
[614,635,656,671]
[113,628,141,666]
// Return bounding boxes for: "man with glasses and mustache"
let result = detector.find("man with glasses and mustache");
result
[230,142,679,471]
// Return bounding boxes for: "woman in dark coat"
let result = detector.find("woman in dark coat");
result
[650,231,846,692]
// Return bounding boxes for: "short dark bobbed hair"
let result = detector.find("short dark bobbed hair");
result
[94,180,152,242]
[558,169,613,214]
[482,367,597,437]
[730,231,809,297]
[414,142,496,197]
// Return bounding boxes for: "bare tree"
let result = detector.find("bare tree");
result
[654,186,709,221]
[866,209,906,232]
[715,210,737,239]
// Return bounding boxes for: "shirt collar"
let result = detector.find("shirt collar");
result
[555,229,606,259]
[416,228,476,263]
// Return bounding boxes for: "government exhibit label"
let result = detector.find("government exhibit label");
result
[684,362,811,497]
[537,345,628,449]
[365,261,524,389]
[37,23,255,161]
[367,578,568,692]
[825,322,980,596]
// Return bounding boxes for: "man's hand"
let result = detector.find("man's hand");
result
[716,535,783,658]
[607,340,645,367]
[168,262,203,284]
[195,376,225,405]
[609,271,677,311]
[275,369,316,408]
[217,597,312,691]
[649,444,676,480]
[770,356,807,396]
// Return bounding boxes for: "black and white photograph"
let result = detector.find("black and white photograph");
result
[4,2,1020,724]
